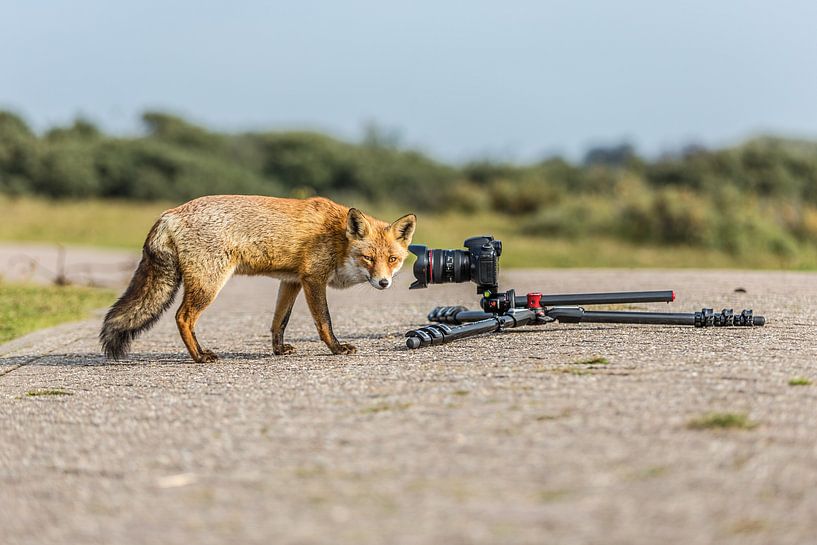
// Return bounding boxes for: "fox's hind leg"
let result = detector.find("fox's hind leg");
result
[176,268,232,363]
[176,289,218,363]
[271,281,301,355]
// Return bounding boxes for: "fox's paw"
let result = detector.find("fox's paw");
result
[273,343,296,355]
[331,343,357,355]
[195,350,219,363]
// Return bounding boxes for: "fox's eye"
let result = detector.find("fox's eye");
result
[388,256,398,263]
[361,255,373,263]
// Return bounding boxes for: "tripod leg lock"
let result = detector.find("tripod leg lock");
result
[427,306,469,324]
[694,308,764,327]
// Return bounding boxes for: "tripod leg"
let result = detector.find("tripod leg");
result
[547,308,764,327]
[428,306,493,324]
[407,309,537,349]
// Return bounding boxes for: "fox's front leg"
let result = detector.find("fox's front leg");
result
[271,281,302,355]
[301,278,356,355]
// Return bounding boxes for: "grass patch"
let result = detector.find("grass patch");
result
[452,389,469,396]
[26,388,72,397]
[3,196,817,268]
[687,412,758,430]
[634,466,669,480]
[0,196,169,248]
[534,409,572,421]
[573,356,609,365]
[555,367,592,376]
[788,377,812,386]
[0,283,116,344]
[362,402,412,414]
[536,489,571,502]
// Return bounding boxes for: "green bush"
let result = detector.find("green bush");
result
[522,197,616,238]
[33,142,101,198]
[45,118,101,142]
[488,173,564,215]
[443,180,492,213]
[0,112,39,192]
[94,140,278,201]
[142,112,224,151]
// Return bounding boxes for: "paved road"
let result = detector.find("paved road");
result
[0,243,137,287]
[2,264,816,545]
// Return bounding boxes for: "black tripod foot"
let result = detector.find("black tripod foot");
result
[694,308,765,327]
[405,324,456,349]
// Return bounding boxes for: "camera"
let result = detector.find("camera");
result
[408,235,502,291]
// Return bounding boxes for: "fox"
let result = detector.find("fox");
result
[99,195,416,362]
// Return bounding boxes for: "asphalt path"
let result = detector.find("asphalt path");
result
[2,251,816,545]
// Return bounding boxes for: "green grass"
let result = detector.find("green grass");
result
[25,388,73,397]
[534,409,572,421]
[2,196,817,268]
[536,489,571,502]
[555,367,592,376]
[788,377,812,386]
[0,283,116,344]
[0,196,168,248]
[687,412,758,430]
[573,356,609,365]
[362,402,412,414]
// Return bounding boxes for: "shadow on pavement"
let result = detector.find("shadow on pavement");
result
[0,349,394,367]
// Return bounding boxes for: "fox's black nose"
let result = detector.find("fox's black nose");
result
[379,279,390,288]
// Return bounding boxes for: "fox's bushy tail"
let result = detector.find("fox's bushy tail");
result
[100,217,181,359]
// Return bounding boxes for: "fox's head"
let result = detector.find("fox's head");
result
[345,209,416,290]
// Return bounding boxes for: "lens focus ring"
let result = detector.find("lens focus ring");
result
[430,250,470,284]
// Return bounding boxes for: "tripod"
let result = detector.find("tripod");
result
[405,288,765,349]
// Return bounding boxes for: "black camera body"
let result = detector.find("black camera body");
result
[409,235,502,292]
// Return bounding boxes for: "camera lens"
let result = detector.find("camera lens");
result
[429,249,470,284]
[409,245,471,289]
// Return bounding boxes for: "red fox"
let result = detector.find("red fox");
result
[99,195,416,362]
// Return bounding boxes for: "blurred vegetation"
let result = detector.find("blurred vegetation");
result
[1,110,817,267]
[7,196,816,269]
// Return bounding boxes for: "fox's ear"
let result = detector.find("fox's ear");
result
[389,213,416,246]
[346,208,371,240]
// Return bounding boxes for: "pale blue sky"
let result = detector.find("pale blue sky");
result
[1,0,815,161]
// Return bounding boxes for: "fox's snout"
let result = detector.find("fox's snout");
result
[368,276,393,290]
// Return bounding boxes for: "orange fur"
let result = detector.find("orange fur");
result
[100,195,416,362]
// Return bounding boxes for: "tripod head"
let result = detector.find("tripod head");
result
[408,235,502,293]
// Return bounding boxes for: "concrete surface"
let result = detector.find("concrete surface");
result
[2,263,816,545]
[0,243,137,287]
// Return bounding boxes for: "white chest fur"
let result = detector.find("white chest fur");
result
[328,255,369,289]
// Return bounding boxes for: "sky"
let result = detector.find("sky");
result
[1,0,816,162]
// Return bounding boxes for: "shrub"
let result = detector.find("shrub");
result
[488,174,564,215]
[523,197,616,238]
[33,142,101,198]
